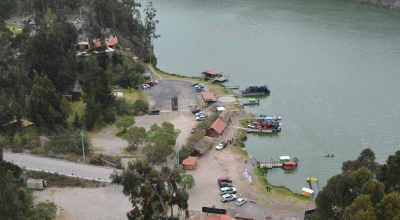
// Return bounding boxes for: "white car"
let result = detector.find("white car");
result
[220,187,236,195]
[195,111,205,116]
[196,115,207,121]
[195,84,204,89]
[215,144,224,151]
[221,194,236,203]
[236,198,247,206]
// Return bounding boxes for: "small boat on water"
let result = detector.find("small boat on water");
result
[324,154,335,157]
[279,156,290,163]
[283,161,296,170]
[307,177,317,182]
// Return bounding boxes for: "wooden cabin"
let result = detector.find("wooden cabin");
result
[182,156,197,170]
[206,118,227,138]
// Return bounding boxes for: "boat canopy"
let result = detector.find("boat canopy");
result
[284,162,296,165]
[280,156,290,160]
[249,98,257,101]
[302,187,314,194]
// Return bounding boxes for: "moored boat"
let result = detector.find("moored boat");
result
[279,156,290,163]
[283,161,296,170]
[324,154,335,157]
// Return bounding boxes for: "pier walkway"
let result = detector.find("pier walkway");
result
[310,179,320,201]
[259,161,283,168]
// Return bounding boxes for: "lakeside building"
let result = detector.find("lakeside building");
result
[207,118,227,138]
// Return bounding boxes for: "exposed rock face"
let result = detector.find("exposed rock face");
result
[192,137,213,155]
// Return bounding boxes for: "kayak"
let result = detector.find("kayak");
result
[324,154,335,157]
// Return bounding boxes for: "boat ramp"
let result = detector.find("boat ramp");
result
[308,177,320,201]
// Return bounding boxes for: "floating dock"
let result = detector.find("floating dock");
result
[309,178,320,201]
[240,101,260,106]
[234,92,266,97]
[245,128,274,133]
[259,161,283,168]
[224,85,239,89]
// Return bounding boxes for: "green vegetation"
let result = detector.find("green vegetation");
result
[233,129,248,157]
[123,126,147,151]
[26,170,101,188]
[110,160,190,220]
[67,101,86,122]
[0,155,57,219]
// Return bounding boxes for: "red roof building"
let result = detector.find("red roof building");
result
[202,70,223,79]
[207,118,227,138]
[201,92,217,103]
[182,156,197,170]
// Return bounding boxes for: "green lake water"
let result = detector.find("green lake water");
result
[137,0,400,192]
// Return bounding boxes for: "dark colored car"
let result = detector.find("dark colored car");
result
[148,109,160,115]
[220,141,228,147]
[191,108,203,114]
[218,177,232,184]
[219,182,232,188]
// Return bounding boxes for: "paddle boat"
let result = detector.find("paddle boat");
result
[324,154,335,157]
[307,177,317,182]
[283,161,296,170]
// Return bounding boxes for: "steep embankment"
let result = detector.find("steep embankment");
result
[346,0,400,8]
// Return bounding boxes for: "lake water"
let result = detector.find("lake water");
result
[137,0,400,192]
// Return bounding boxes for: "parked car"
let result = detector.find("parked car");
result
[236,198,247,206]
[218,178,232,184]
[152,80,158,85]
[148,109,160,115]
[191,82,199,87]
[195,111,205,116]
[219,182,232,188]
[146,82,155,86]
[215,144,224,151]
[196,115,207,121]
[221,194,236,203]
[191,108,203,114]
[220,187,236,195]
[191,126,197,134]
[196,88,204,92]
[195,84,204,89]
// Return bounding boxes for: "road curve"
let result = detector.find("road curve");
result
[3,153,119,182]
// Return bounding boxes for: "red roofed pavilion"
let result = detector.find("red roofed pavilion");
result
[201,70,229,81]
[182,156,197,170]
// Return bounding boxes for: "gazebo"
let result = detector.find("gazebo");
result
[182,156,197,170]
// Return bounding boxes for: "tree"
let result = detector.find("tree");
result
[28,76,62,131]
[60,97,73,120]
[343,195,376,220]
[378,150,400,193]
[110,160,189,220]
[44,8,56,24]
[360,180,385,205]
[342,148,379,176]
[123,126,147,151]
[91,23,103,39]
[180,174,196,190]
[144,122,180,166]
[121,21,130,38]
[73,112,81,129]
[115,115,136,132]
[133,99,149,115]
[375,192,400,220]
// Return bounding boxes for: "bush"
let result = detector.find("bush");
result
[133,99,149,115]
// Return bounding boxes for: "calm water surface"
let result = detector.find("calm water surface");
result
[138,0,400,192]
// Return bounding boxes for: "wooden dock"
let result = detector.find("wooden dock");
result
[224,85,239,89]
[310,179,320,201]
[245,128,273,133]
[240,101,260,106]
[259,161,283,169]
[235,92,266,97]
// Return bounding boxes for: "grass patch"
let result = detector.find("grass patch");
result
[251,177,271,197]
[6,24,23,34]
[89,146,106,152]
[67,101,86,123]
[23,170,102,188]
[289,195,314,205]
[290,206,307,213]
[271,190,289,202]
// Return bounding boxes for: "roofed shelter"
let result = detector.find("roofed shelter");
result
[207,118,227,138]
[201,92,217,104]
[182,156,197,170]
[201,70,229,82]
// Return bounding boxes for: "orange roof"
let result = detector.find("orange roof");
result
[106,36,118,47]
[207,118,227,135]
[182,156,197,166]
[201,92,217,102]
[203,70,223,75]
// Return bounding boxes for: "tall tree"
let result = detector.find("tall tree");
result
[27,76,62,131]
[115,115,136,132]
[342,195,376,220]
[378,150,400,193]
[375,192,400,220]
[342,148,379,176]
[110,160,189,220]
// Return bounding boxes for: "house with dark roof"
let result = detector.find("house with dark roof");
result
[207,118,227,138]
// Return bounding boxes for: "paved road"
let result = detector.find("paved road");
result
[3,153,118,182]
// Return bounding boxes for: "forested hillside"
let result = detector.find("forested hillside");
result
[0,0,157,148]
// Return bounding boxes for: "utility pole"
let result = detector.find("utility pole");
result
[81,131,85,162]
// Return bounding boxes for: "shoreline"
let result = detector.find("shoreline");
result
[146,64,314,204]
